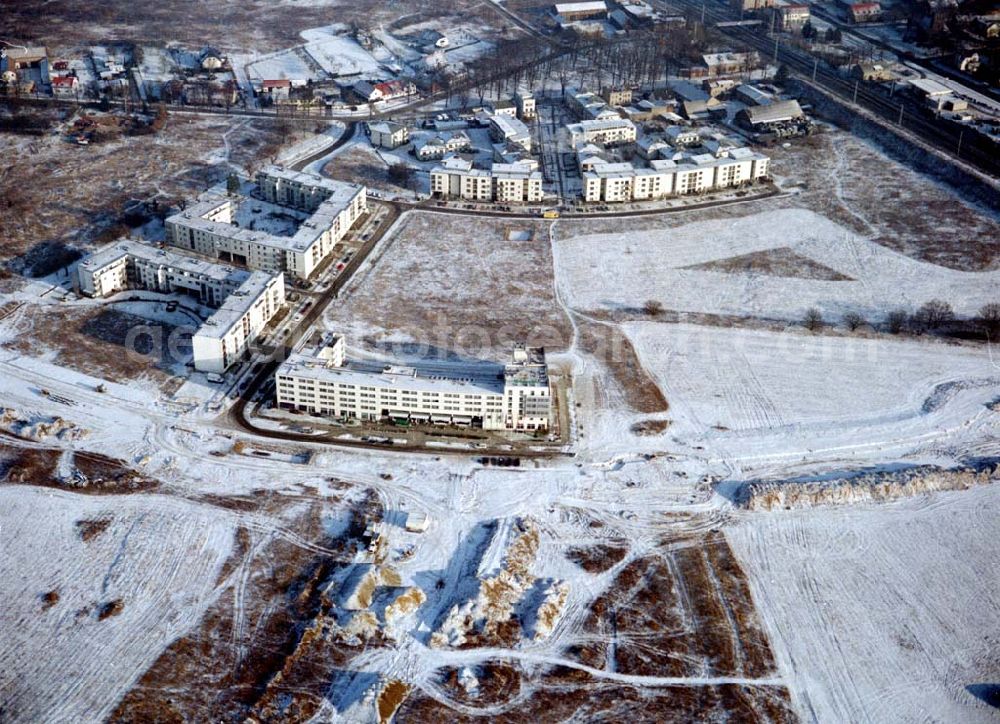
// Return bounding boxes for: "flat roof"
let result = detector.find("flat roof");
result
[909,77,952,96]
[490,114,530,139]
[168,178,364,254]
[278,356,507,396]
[196,271,280,338]
[555,1,607,12]
[80,239,248,284]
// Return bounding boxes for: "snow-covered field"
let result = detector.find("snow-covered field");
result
[301,26,383,77]
[0,487,236,722]
[728,483,1000,723]
[626,322,999,436]
[552,208,1000,321]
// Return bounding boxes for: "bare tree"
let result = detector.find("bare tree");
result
[803,307,824,331]
[643,299,664,317]
[912,299,954,331]
[978,303,1000,334]
[843,311,865,331]
[886,309,908,334]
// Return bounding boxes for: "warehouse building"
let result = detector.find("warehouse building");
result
[275,336,552,431]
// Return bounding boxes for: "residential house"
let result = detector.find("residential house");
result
[368,121,410,149]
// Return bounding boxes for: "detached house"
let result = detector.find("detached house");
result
[51,75,79,97]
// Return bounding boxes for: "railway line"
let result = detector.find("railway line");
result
[660,0,1000,179]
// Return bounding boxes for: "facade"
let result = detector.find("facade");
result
[260,80,291,101]
[851,62,896,82]
[491,98,518,117]
[770,4,811,30]
[731,0,775,12]
[430,157,543,203]
[514,90,536,120]
[582,148,770,202]
[702,52,759,77]
[489,115,532,152]
[275,337,552,432]
[567,118,636,146]
[77,240,286,373]
[368,121,410,149]
[602,86,633,106]
[166,166,367,280]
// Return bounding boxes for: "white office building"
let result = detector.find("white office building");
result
[275,337,552,431]
[166,166,367,280]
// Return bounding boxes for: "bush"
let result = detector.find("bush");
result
[643,299,664,317]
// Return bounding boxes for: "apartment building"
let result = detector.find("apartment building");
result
[430,157,543,203]
[166,166,367,280]
[567,118,637,146]
[492,163,545,202]
[430,157,493,200]
[581,147,770,202]
[77,240,286,373]
[602,86,633,106]
[275,337,552,431]
[565,88,622,121]
[191,272,286,373]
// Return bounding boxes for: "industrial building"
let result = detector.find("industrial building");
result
[166,166,367,280]
[275,336,552,432]
[76,240,286,373]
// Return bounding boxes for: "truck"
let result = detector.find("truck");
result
[541,209,560,219]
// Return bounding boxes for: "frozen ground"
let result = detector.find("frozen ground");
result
[300,26,383,77]
[728,483,1000,723]
[551,208,1000,322]
[0,486,236,722]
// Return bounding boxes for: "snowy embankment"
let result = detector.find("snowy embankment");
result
[728,483,1000,723]
[735,463,998,510]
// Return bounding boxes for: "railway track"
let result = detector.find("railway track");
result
[658,0,1000,179]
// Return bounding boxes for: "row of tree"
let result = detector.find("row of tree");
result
[802,300,1000,335]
